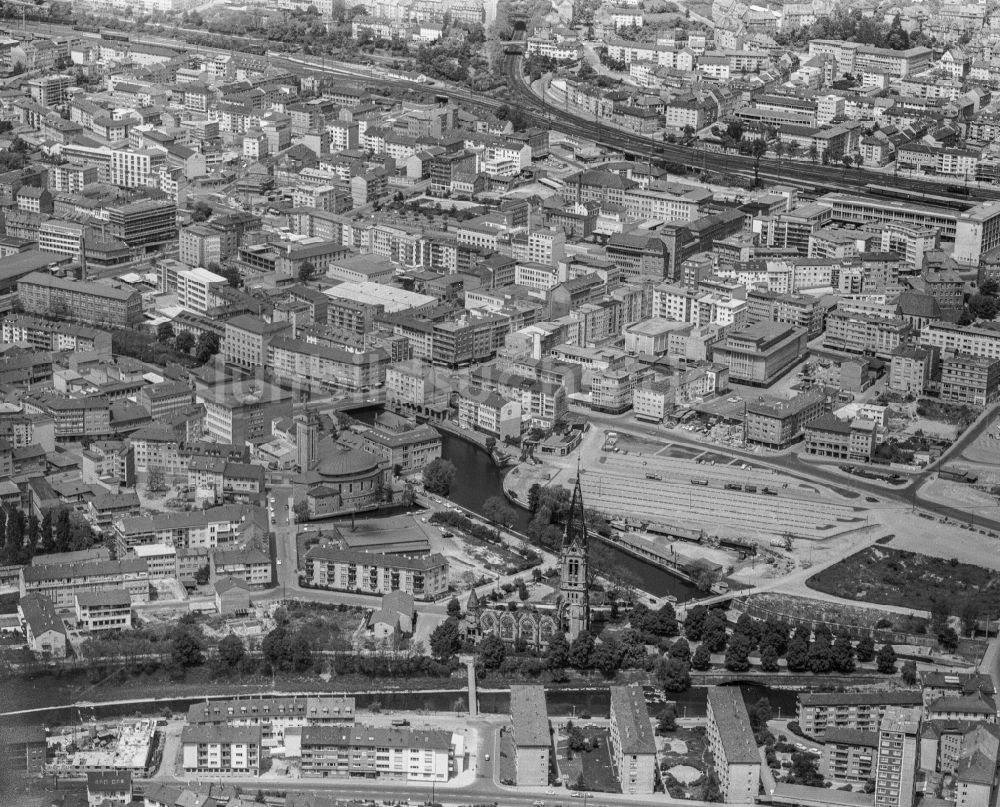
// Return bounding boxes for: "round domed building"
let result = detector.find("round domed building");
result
[299,438,391,518]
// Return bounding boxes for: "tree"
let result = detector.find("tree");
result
[482,495,516,537]
[968,294,1000,321]
[190,201,212,222]
[477,633,506,670]
[157,321,175,343]
[746,138,768,186]
[592,639,622,677]
[429,618,461,658]
[547,631,570,670]
[290,633,313,672]
[669,637,691,664]
[981,279,999,297]
[901,660,918,685]
[724,632,752,672]
[841,154,854,177]
[194,564,210,585]
[760,643,780,672]
[937,626,959,653]
[263,625,292,670]
[786,141,802,161]
[691,642,712,671]
[785,633,810,672]
[657,656,691,692]
[701,609,728,652]
[876,643,897,674]
[447,597,462,618]
[170,624,206,667]
[569,631,595,669]
[423,458,457,496]
[658,704,678,733]
[684,605,709,641]
[527,483,542,513]
[832,633,856,673]
[485,436,497,453]
[194,331,220,364]
[807,143,819,164]
[175,331,195,353]
[218,633,246,669]
[808,636,832,673]
[734,613,761,648]
[856,634,875,662]
[299,261,318,282]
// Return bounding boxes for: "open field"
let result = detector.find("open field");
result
[807,546,1000,616]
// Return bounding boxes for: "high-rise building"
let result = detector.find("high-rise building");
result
[875,706,921,807]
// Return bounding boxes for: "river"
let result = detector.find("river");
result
[436,431,701,601]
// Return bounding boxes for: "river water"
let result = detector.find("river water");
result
[437,431,700,601]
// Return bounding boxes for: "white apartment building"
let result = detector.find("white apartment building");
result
[74,589,132,633]
[177,267,226,313]
[180,725,262,775]
[706,687,761,803]
[921,321,1000,360]
[110,147,165,188]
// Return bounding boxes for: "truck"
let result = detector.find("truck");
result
[645,473,662,481]
[724,483,741,491]
[690,479,708,486]
[761,487,778,495]
[744,484,757,493]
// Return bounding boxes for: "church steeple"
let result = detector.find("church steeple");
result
[559,464,590,640]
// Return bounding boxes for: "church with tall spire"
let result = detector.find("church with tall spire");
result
[463,471,591,649]
[558,474,590,641]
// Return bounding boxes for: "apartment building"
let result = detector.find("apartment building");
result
[358,418,441,474]
[19,558,150,609]
[187,696,355,747]
[609,684,657,794]
[820,729,878,783]
[74,589,132,633]
[197,381,294,445]
[304,546,449,601]
[22,394,110,440]
[509,685,551,787]
[113,504,253,556]
[209,548,272,588]
[746,289,825,338]
[921,320,1000,361]
[875,707,921,807]
[222,315,292,370]
[889,347,936,396]
[803,414,877,462]
[267,338,389,392]
[385,360,451,413]
[939,354,1000,406]
[706,687,761,803]
[824,310,911,358]
[796,691,923,739]
[457,389,523,441]
[180,725,262,775]
[177,267,226,313]
[745,387,833,449]
[0,315,111,354]
[17,593,67,658]
[17,273,142,328]
[289,725,454,781]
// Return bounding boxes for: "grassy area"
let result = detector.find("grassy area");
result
[916,399,979,430]
[745,593,929,634]
[660,727,709,800]
[807,546,1000,617]
[556,725,619,793]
